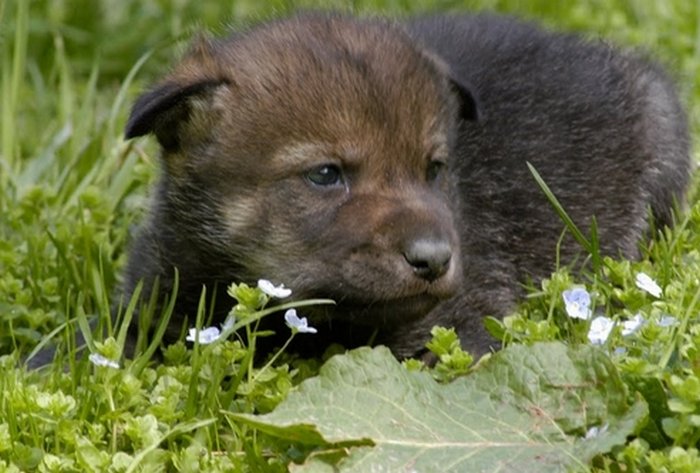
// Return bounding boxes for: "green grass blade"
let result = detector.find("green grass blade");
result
[526,161,593,254]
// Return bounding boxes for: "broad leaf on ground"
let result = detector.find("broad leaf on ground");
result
[228,343,647,472]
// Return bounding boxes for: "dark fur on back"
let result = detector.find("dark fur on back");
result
[390,14,691,354]
[122,12,690,358]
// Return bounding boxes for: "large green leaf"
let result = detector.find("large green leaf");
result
[229,343,647,472]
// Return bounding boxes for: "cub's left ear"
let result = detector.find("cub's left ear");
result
[450,78,480,122]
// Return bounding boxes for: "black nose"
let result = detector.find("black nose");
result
[403,238,452,282]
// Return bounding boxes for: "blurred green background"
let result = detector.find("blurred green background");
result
[5,1,699,90]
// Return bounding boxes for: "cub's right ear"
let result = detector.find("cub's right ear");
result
[450,78,480,122]
[125,78,228,150]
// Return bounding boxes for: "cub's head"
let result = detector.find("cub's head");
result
[126,13,478,328]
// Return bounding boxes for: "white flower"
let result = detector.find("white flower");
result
[186,317,237,345]
[258,279,292,298]
[588,316,615,345]
[284,309,317,334]
[89,353,120,369]
[562,287,592,320]
[621,313,645,336]
[584,424,609,439]
[186,326,221,344]
[635,272,662,298]
[658,315,679,327]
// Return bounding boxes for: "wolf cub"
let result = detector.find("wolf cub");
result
[123,12,690,358]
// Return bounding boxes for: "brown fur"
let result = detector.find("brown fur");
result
[122,12,691,358]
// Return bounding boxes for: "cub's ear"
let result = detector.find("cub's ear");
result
[450,78,480,122]
[124,78,228,150]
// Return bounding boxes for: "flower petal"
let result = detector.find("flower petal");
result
[657,315,679,327]
[186,326,221,344]
[613,347,628,357]
[621,313,645,336]
[584,424,609,439]
[284,309,318,334]
[588,316,615,345]
[635,272,662,298]
[257,279,292,298]
[562,287,592,320]
[221,315,236,332]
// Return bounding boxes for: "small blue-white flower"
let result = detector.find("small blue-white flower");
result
[588,316,614,345]
[562,287,592,320]
[89,353,120,369]
[186,326,221,344]
[635,272,662,298]
[621,313,645,336]
[258,279,292,298]
[284,309,317,334]
[657,315,679,327]
[584,424,609,440]
[613,347,628,357]
[187,316,237,345]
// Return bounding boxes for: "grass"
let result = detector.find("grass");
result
[0,0,699,471]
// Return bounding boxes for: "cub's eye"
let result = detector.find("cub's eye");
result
[426,160,446,182]
[306,164,343,187]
